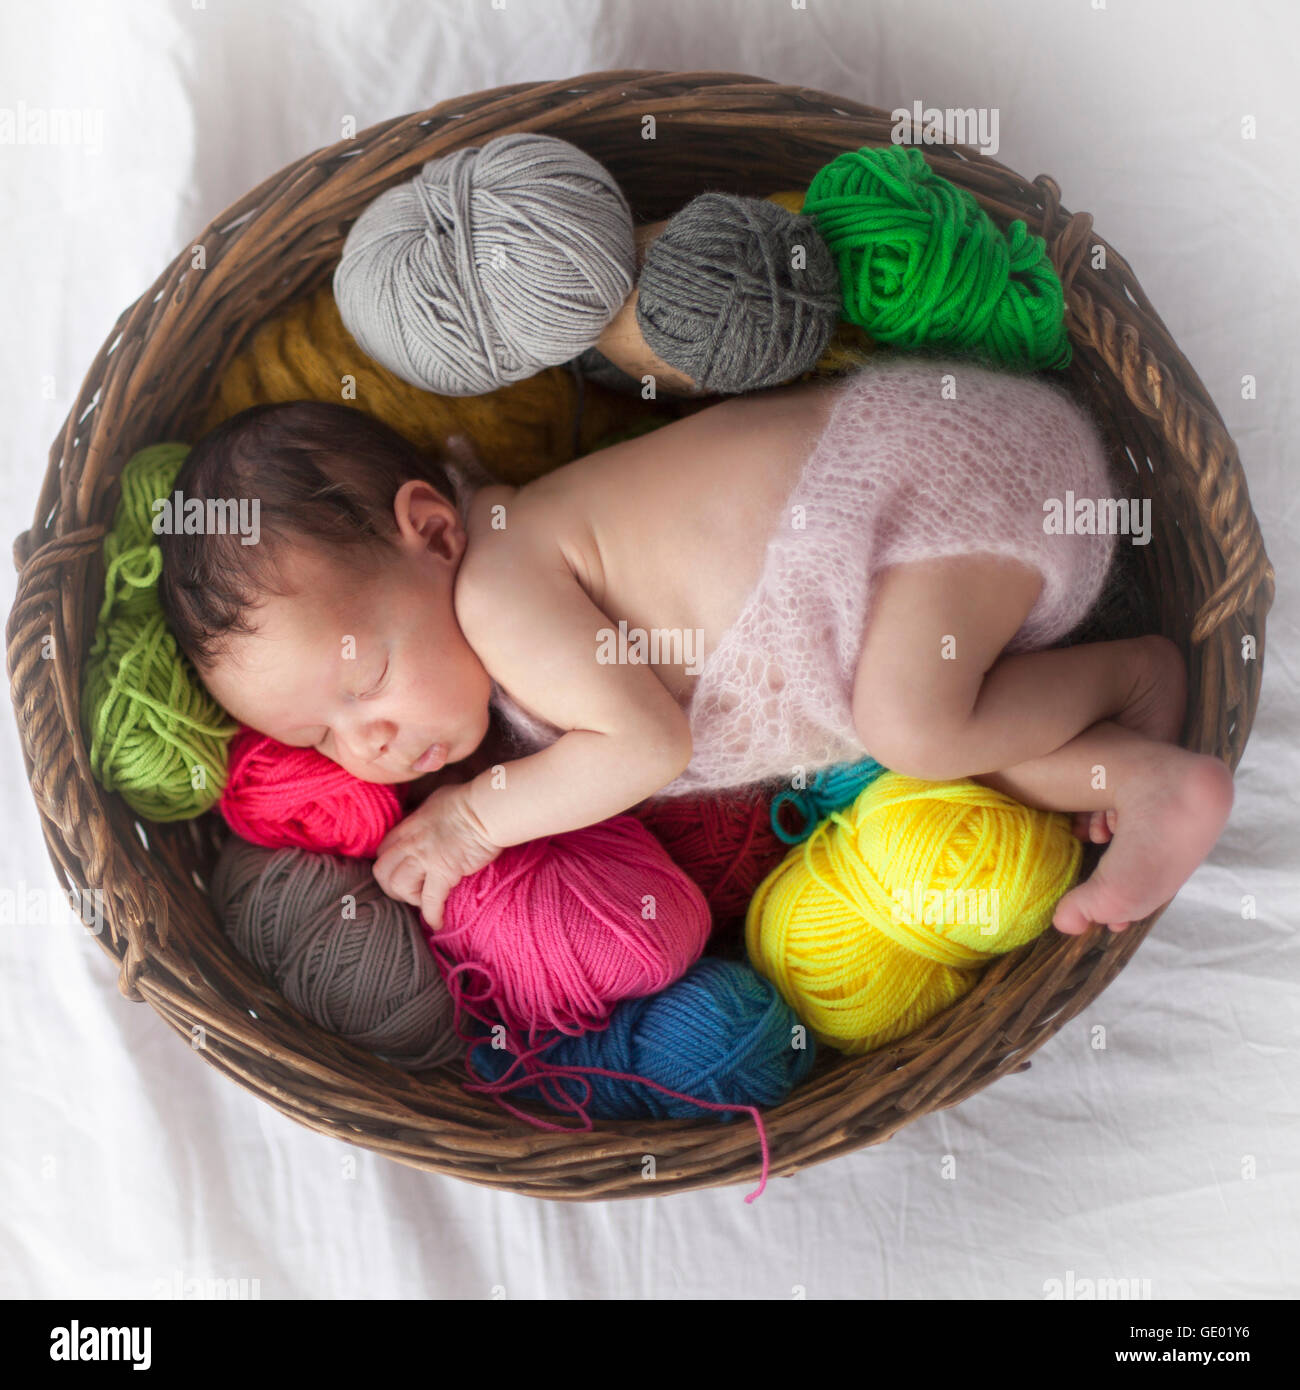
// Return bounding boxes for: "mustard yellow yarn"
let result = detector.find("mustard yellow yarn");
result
[766,190,809,217]
[745,773,1083,1055]
[201,284,666,486]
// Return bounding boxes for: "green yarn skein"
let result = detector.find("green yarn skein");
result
[82,443,238,821]
[801,145,1070,371]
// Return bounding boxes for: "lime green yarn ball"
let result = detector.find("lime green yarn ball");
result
[802,145,1070,371]
[112,442,189,551]
[98,443,188,622]
[82,443,237,821]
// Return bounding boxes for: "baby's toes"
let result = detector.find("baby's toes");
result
[1052,883,1098,934]
[1071,810,1116,844]
[1053,874,1129,934]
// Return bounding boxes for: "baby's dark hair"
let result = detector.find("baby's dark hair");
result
[157,400,455,671]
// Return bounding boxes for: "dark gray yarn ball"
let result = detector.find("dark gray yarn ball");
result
[635,192,842,393]
[210,837,460,1072]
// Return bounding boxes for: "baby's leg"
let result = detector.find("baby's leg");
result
[974,722,1234,932]
[849,554,1232,933]
[851,554,1181,781]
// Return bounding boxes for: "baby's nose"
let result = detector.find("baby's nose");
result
[345,720,396,766]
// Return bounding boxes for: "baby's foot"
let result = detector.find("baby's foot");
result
[1054,749,1233,933]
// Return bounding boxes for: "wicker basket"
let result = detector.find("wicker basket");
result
[8,71,1274,1199]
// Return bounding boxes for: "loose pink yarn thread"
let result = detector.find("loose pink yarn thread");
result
[218,725,406,858]
[459,1026,772,1202]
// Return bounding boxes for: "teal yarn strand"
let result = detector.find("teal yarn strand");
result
[771,757,886,844]
[802,145,1070,371]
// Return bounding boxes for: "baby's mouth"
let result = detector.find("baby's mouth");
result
[411,742,448,773]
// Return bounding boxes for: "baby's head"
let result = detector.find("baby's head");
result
[157,401,492,784]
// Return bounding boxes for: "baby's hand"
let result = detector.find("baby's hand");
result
[373,784,501,931]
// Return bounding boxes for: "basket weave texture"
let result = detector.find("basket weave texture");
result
[7,71,1273,1199]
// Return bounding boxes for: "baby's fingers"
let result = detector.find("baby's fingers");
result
[375,819,415,860]
[420,874,451,933]
[372,847,425,909]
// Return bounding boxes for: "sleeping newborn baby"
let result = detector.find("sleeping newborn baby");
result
[158,355,1233,935]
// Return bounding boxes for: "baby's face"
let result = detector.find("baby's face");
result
[200,487,492,784]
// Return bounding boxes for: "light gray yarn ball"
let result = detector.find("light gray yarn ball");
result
[333,132,636,396]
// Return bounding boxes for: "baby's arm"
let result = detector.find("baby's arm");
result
[373,526,694,926]
[453,535,693,844]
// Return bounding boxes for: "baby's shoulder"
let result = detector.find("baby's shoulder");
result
[462,480,569,567]
[455,483,576,639]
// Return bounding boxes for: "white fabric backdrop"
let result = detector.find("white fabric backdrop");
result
[2,0,1296,1300]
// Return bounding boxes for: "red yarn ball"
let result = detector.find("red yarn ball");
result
[426,815,711,1040]
[632,789,788,926]
[218,726,405,858]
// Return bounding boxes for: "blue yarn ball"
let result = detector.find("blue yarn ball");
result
[770,757,886,844]
[469,958,815,1120]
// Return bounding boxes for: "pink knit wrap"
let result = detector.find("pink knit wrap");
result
[491,355,1119,795]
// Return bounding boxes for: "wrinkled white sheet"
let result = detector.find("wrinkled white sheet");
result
[2,0,1296,1299]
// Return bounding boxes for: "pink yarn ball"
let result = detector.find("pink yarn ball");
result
[218,725,405,858]
[426,815,712,1039]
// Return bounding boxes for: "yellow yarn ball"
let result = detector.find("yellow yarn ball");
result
[745,773,1083,1054]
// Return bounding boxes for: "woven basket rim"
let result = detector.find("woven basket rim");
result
[7,69,1274,1200]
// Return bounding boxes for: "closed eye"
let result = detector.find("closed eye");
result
[313,659,388,748]
[364,658,390,697]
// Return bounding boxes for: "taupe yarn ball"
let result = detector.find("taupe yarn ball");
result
[210,837,460,1071]
[333,132,636,396]
[635,192,842,393]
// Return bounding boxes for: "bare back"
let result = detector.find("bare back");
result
[465,376,844,701]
